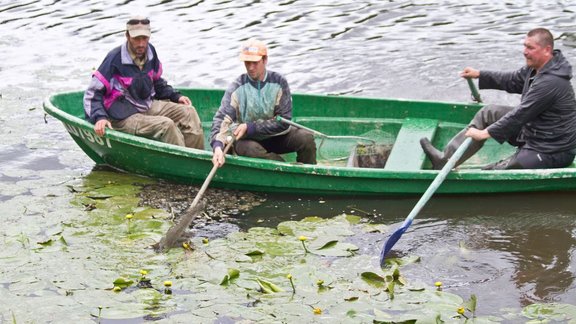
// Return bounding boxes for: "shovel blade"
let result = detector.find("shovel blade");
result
[379,219,412,266]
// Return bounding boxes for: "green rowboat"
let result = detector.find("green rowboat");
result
[43,89,576,195]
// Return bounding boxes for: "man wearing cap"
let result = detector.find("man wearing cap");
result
[420,28,576,170]
[83,16,204,149]
[210,39,317,166]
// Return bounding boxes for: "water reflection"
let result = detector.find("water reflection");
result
[420,195,576,310]
[488,221,576,306]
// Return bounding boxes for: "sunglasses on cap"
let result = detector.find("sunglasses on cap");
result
[127,18,150,25]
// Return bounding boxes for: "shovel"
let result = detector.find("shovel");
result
[154,136,234,251]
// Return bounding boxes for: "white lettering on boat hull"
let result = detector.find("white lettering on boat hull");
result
[64,123,112,148]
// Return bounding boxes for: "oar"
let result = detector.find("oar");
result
[154,137,234,251]
[379,137,473,266]
[466,78,482,103]
[275,115,375,144]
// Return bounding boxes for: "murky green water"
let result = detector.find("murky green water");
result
[1,0,576,322]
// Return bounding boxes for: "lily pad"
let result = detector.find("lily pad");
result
[220,268,240,286]
[113,277,134,289]
[255,278,284,293]
[522,303,576,322]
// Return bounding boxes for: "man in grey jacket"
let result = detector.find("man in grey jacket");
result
[421,28,576,170]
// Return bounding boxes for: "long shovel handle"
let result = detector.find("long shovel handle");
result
[405,137,472,224]
[275,115,376,144]
[467,78,482,103]
[157,138,234,250]
[186,139,235,212]
[275,115,324,137]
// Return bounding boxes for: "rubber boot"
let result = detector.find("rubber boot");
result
[421,129,485,170]
[419,137,446,170]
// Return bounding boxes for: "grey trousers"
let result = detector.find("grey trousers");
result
[443,104,514,165]
[111,100,205,149]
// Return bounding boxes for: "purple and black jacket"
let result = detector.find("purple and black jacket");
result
[83,42,182,124]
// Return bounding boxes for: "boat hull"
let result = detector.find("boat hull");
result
[43,90,576,195]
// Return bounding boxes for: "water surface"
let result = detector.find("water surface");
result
[1,0,576,321]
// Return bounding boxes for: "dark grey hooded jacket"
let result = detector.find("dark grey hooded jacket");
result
[481,50,576,153]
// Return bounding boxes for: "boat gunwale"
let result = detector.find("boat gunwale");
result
[43,91,576,183]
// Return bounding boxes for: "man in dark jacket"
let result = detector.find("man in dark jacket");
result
[84,16,204,149]
[420,28,576,170]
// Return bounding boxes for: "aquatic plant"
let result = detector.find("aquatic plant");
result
[298,235,309,254]
[40,171,576,322]
[163,281,172,295]
[125,213,133,233]
[287,274,296,293]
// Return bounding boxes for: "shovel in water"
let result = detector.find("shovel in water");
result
[380,78,482,264]
[154,136,234,251]
[380,137,473,265]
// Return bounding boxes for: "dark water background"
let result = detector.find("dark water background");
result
[1,0,576,319]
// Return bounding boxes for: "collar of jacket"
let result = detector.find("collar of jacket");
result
[120,42,155,65]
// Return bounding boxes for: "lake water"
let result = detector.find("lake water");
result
[1,0,576,322]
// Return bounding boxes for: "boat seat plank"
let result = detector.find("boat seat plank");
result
[384,118,439,171]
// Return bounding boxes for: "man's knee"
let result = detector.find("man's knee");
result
[293,130,317,164]
[471,104,513,128]
[234,140,265,156]
[180,106,203,129]
[294,129,316,148]
[235,140,284,161]
[158,116,177,130]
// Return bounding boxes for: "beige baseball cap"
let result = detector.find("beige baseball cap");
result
[126,16,151,38]
[239,39,268,62]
